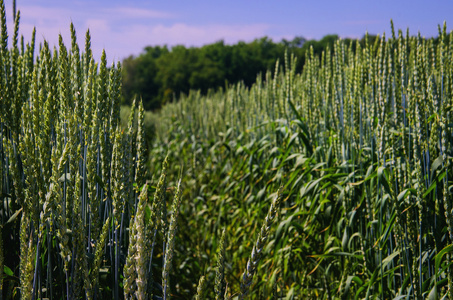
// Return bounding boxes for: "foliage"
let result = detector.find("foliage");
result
[121,35,354,110]
[149,23,453,298]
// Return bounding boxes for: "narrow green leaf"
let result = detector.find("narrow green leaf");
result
[6,207,22,225]
[435,244,453,275]
[4,266,13,276]
[427,285,437,300]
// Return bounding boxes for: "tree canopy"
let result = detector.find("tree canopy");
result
[122,34,365,110]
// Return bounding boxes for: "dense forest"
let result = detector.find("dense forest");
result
[121,34,377,110]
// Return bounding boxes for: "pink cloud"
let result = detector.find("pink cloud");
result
[3,3,274,63]
[148,23,271,45]
[103,7,175,19]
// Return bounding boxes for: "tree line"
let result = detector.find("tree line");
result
[121,34,376,110]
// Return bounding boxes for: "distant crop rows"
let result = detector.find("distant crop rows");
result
[150,21,453,298]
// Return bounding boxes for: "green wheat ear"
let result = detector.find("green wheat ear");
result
[124,209,138,298]
[162,178,183,300]
[135,100,147,189]
[215,229,227,300]
[135,183,150,300]
[195,275,206,300]
[91,216,110,291]
[240,187,284,299]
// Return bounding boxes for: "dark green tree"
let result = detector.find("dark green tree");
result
[121,34,346,111]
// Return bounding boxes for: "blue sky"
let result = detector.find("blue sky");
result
[4,0,453,63]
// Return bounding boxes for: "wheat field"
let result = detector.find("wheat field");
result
[1,0,453,298]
